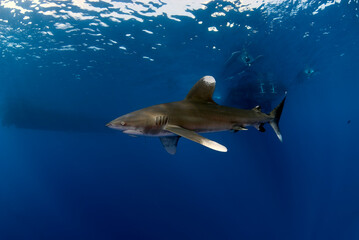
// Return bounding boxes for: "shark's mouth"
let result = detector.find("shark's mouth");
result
[123,129,143,135]
[106,123,119,130]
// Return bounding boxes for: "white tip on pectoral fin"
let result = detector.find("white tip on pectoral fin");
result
[164,124,228,153]
[200,138,228,152]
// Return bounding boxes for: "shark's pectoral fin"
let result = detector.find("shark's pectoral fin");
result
[164,125,227,153]
[159,136,180,155]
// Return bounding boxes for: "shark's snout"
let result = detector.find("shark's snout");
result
[106,122,116,128]
[106,119,127,130]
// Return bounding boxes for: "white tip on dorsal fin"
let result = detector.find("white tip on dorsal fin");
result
[202,76,215,85]
[185,76,217,104]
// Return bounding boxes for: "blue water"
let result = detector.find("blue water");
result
[1,1,359,239]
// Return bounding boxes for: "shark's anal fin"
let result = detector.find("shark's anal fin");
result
[159,136,180,155]
[254,123,266,132]
[164,125,227,153]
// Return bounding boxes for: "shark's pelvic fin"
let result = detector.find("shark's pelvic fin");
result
[269,95,286,142]
[232,125,248,132]
[185,76,217,104]
[159,136,180,155]
[164,124,227,152]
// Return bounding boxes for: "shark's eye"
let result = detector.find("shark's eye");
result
[120,121,126,126]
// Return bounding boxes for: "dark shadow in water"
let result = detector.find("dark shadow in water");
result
[220,48,287,112]
[1,98,111,133]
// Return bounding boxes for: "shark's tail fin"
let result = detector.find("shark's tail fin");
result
[269,95,286,142]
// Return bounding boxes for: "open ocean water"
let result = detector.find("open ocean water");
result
[0,0,359,239]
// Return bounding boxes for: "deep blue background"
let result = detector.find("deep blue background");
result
[0,1,359,239]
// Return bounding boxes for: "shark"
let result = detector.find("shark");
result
[106,76,286,154]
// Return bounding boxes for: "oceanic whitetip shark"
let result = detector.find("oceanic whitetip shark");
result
[107,76,286,154]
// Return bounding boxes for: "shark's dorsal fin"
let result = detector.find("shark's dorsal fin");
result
[252,105,261,112]
[185,76,217,104]
[164,124,227,152]
[159,136,180,155]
